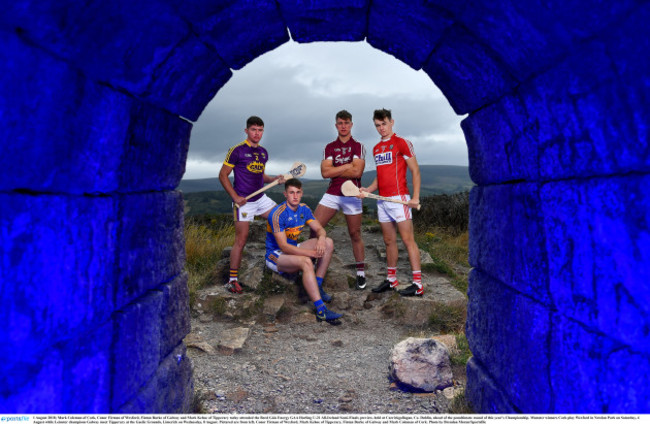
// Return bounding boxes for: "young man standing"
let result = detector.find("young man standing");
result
[266,179,343,324]
[360,109,423,296]
[219,116,283,294]
[312,110,367,290]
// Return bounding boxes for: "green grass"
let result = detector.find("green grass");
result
[428,300,467,334]
[417,228,469,296]
[184,217,235,307]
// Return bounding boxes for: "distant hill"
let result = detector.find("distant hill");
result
[180,165,473,216]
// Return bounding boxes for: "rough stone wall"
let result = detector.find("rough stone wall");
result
[1,0,649,413]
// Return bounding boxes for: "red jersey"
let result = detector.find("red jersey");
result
[322,137,366,196]
[373,134,415,197]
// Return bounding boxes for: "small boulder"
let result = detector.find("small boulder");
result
[389,337,453,392]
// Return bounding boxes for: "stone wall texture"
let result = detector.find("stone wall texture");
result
[1,0,649,413]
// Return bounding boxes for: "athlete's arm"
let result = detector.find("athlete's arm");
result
[307,219,328,257]
[219,164,246,206]
[273,230,319,258]
[406,156,421,208]
[321,159,353,179]
[361,177,378,195]
[263,173,286,184]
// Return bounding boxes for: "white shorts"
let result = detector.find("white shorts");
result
[377,195,412,223]
[318,193,362,215]
[233,194,276,222]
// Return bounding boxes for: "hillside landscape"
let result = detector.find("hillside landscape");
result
[180,165,473,216]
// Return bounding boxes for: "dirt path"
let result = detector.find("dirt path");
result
[187,221,468,414]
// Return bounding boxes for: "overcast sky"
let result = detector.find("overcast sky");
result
[185,41,468,180]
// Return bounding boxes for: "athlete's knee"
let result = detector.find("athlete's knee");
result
[299,256,313,270]
[325,237,334,250]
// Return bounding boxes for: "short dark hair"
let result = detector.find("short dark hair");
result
[246,116,264,128]
[336,110,352,121]
[284,178,302,190]
[373,108,392,121]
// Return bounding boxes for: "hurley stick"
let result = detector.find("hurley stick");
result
[341,180,421,210]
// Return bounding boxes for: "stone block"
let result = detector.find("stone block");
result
[541,176,650,352]
[2,0,189,95]
[176,0,289,70]
[0,193,117,363]
[466,269,551,412]
[544,0,636,40]
[112,290,163,410]
[277,0,367,42]
[0,350,64,413]
[469,184,550,304]
[145,34,232,121]
[159,272,191,358]
[462,92,539,184]
[0,30,192,193]
[604,348,650,412]
[60,322,113,413]
[454,0,574,82]
[368,0,452,70]
[424,24,517,115]
[550,314,613,413]
[0,30,128,193]
[466,357,517,413]
[119,105,192,192]
[116,192,185,309]
[153,344,194,413]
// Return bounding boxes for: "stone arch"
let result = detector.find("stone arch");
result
[1,0,649,413]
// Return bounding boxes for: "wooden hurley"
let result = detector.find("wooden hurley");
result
[341,180,421,210]
[241,161,307,201]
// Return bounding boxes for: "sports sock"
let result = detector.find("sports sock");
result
[356,262,365,277]
[314,299,326,313]
[413,270,422,288]
[229,268,238,282]
[387,267,397,282]
[316,276,324,287]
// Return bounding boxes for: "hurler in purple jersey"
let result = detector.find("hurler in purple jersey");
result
[218,116,284,294]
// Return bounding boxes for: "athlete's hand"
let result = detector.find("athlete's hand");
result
[234,195,247,207]
[408,198,420,209]
[314,238,327,257]
[358,187,369,199]
[276,175,286,184]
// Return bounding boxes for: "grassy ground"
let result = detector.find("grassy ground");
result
[184,216,234,305]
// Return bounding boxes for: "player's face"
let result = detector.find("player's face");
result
[284,185,303,208]
[374,118,394,139]
[245,125,264,144]
[335,118,353,138]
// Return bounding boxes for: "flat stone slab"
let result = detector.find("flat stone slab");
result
[217,327,250,355]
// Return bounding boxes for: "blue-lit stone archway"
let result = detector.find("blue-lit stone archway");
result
[1,0,649,413]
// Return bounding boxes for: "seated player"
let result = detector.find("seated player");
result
[265,178,343,324]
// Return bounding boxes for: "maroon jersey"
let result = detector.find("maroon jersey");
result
[322,137,366,196]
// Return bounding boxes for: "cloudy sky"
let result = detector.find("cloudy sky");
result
[185,41,468,180]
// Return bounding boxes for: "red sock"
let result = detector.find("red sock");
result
[387,267,397,286]
[413,270,422,288]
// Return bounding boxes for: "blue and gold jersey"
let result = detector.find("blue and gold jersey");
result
[265,202,315,254]
[223,140,268,201]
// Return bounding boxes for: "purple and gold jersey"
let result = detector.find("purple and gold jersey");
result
[265,202,315,254]
[223,140,269,201]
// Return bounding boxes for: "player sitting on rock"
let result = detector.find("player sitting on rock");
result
[265,178,343,325]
